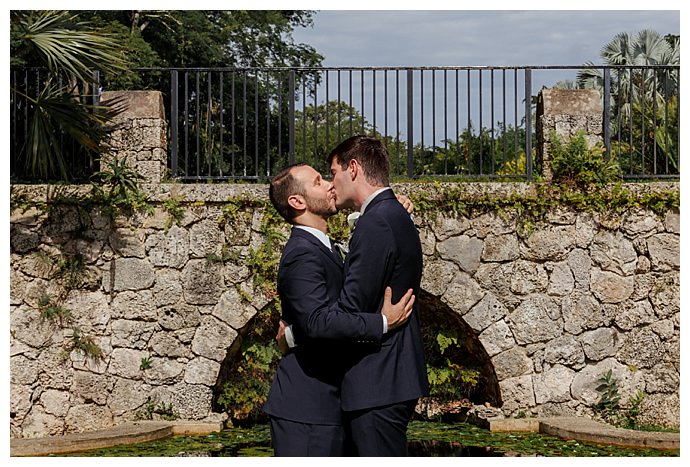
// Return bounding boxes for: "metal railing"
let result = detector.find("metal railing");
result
[10,65,680,182]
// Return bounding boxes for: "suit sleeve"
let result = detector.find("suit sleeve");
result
[280,247,382,342]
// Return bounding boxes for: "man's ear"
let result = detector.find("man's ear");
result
[348,159,358,181]
[287,194,306,212]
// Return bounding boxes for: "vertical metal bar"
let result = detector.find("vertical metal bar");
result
[420,70,424,171]
[361,69,365,134]
[243,71,247,176]
[325,71,329,153]
[208,71,212,176]
[337,70,342,142]
[491,69,495,175]
[302,75,306,161]
[479,70,483,175]
[220,71,224,177]
[266,71,271,177]
[171,70,179,177]
[664,69,669,174]
[196,72,201,177]
[407,69,414,178]
[676,67,680,174]
[653,71,658,175]
[502,69,506,172]
[467,69,471,175]
[11,70,16,176]
[514,69,518,175]
[603,67,611,161]
[185,71,189,177]
[455,70,460,175]
[396,69,400,173]
[384,69,388,147]
[372,69,376,135]
[313,71,318,166]
[628,68,633,176]
[231,72,236,176]
[641,68,646,175]
[278,72,282,161]
[255,71,259,177]
[524,68,533,181]
[444,69,448,174]
[617,69,622,165]
[349,70,353,137]
[432,69,436,173]
[288,69,295,164]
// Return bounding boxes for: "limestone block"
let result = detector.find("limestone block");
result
[481,234,519,262]
[10,384,33,423]
[498,375,536,412]
[649,273,679,319]
[566,248,591,288]
[10,355,39,385]
[663,209,679,233]
[149,332,192,359]
[20,405,65,438]
[152,269,183,307]
[181,260,225,305]
[546,261,574,296]
[543,335,585,368]
[644,363,680,394]
[509,260,548,295]
[142,357,185,385]
[149,382,213,420]
[472,211,516,238]
[107,378,153,415]
[437,235,483,274]
[40,389,71,417]
[431,213,471,241]
[111,319,157,349]
[507,294,562,345]
[493,347,533,380]
[464,293,508,332]
[191,315,237,362]
[63,291,110,333]
[184,357,221,386]
[442,271,485,316]
[11,223,40,253]
[646,233,679,271]
[533,365,575,404]
[590,230,638,276]
[622,209,663,238]
[158,303,201,331]
[522,224,576,261]
[614,300,656,331]
[421,258,457,296]
[71,371,113,405]
[110,228,146,258]
[11,305,57,349]
[570,358,644,406]
[574,213,595,248]
[189,219,224,258]
[590,268,634,304]
[111,290,157,321]
[580,328,620,361]
[638,393,680,429]
[617,327,664,369]
[106,258,155,292]
[64,404,114,434]
[109,348,150,380]
[474,263,521,310]
[478,320,515,357]
[145,226,189,269]
[213,288,258,330]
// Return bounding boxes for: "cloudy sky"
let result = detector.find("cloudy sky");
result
[292,9,680,67]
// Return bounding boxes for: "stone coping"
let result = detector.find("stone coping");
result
[10,417,678,456]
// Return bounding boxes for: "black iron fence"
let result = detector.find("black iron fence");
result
[10,65,679,182]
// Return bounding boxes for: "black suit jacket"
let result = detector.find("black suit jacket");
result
[299,189,429,412]
[262,228,382,425]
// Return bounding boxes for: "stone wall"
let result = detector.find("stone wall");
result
[10,182,680,438]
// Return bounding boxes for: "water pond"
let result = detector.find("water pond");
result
[63,421,679,457]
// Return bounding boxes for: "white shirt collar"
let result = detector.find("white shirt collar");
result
[294,225,331,251]
[360,187,392,215]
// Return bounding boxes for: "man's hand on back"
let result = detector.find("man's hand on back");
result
[381,287,415,330]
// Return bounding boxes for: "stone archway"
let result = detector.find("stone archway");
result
[418,290,501,407]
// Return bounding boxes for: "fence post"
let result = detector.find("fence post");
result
[171,70,178,178]
[288,70,296,165]
[406,69,414,178]
[524,68,532,181]
[603,67,611,161]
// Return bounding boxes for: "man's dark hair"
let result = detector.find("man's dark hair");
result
[269,162,307,223]
[327,135,390,187]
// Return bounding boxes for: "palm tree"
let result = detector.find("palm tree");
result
[10,10,127,180]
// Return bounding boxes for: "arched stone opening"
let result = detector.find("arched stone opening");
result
[418,290,502,407]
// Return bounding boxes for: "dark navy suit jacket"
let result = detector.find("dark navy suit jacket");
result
[294,189,429,412]
[262,228,382,425]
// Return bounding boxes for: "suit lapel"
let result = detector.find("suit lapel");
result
[291,228,343,269]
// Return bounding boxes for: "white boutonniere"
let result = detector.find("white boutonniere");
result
[347,212,361,231]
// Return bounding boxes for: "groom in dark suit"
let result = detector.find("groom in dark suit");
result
[262,162,415,456]
[325,135,429,456]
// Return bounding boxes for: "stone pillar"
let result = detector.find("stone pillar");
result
[536,89,602,181]
[101,91,167,184]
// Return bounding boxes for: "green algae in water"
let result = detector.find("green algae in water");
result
[64,421,678,457]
